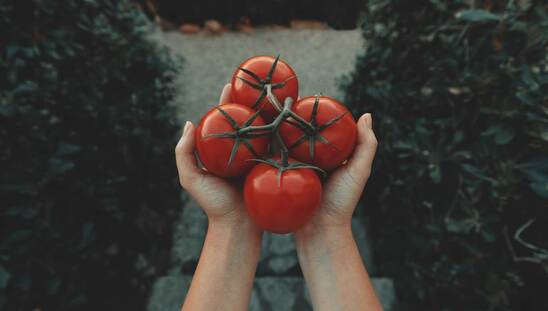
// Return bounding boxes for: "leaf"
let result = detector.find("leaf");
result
[540,127,548,142]
[47,278,61,295]
[56,142,81,156]
[0,265,11,289]
[530,181,548,198]
[393,140,414,150]
[0,104,16,117]
[481,126,499,136]
[520,65,539,91]
[446,220,468,233]
[82,223,95,244]
[455,10,501,22]
[68,293,87,307]
[6,229,32,244]
[453,130,464,144]
[12,81,38,95]
[14,275,31,290]
[429,164,442,184]
[518,157,548,198]
[516,91,534,105]
[49,158,76,174]
[461,164,498,184]
[494,127,515,145]
[481,229,496,243]
[5,43,18,60]
[7,206,38,219]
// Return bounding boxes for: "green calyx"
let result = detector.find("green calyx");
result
[287,94,344,160]
[250,158,326,187]
[237,55,296,110]
[205,106,266,168]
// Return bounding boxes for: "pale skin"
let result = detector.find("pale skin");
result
[175,84,382,311]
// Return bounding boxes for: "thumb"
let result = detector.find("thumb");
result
[175,121,203,189]
[344,113,378,184]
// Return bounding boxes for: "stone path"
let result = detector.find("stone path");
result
[148,28,396,310]
[156,28,363,123]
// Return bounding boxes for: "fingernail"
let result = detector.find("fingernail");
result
[182,121,191,136]
[363,113,372,128]
[360,114,367,128]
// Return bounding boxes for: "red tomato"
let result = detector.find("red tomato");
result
[231,55,299,121]
[195,103,269,177]
[279,96,357,171]
[243,158,322,233]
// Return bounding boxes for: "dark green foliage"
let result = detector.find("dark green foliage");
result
[149,0,359,29]
[1,0,181,309]
[343,0,547,310]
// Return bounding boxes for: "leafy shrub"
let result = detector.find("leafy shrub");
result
[343,0,547,309]
[148,0,359,29]
[0,0,181,309]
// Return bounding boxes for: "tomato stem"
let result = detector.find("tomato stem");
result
[275,131,289,167]
[283,95,345,160]
[212,55,332,176]
[265,84,283,112]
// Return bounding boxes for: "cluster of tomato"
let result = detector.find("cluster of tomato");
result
[195,56,357,234]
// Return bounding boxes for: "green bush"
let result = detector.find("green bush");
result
[343,0,547,309]
[0,0,181,309]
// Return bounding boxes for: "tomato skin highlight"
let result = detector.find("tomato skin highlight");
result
[243,159,322,234]
[231,56,299,121]
[279,96,357,172]
[195,103,269,178]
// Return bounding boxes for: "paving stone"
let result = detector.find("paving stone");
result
[171,202,207,268]
[259,233,298,274]
[251,277,311,311]
[371,277,397,311]
[265,255,299,275]
[353,217,376,274]
[147,275,191,311]
[267,233,295,255]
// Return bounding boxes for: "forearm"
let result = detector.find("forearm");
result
[295,223,382,311]
[182,216,262,311]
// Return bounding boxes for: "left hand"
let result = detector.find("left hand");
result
[175,84,258,228]
[297,113,378,232]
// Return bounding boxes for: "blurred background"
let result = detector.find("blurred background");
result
[1,0,547,310]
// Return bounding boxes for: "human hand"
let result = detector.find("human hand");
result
[293,114,382,311]
[177,87,263,311]
[175,84,259,229]
[296,113,378,234]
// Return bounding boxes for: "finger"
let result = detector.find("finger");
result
[344,113,378,180]
[175,121,202,188]
[218,83,232,105]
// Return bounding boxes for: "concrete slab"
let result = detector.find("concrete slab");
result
[152,29,363,123]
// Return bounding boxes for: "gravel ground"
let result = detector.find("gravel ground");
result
[152,28,364,123]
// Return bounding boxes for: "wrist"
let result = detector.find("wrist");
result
[294,222,354,258]
[208,209,263,240]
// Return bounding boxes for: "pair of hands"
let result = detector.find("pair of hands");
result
[176,84,381,310]
[175,84,378,234]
